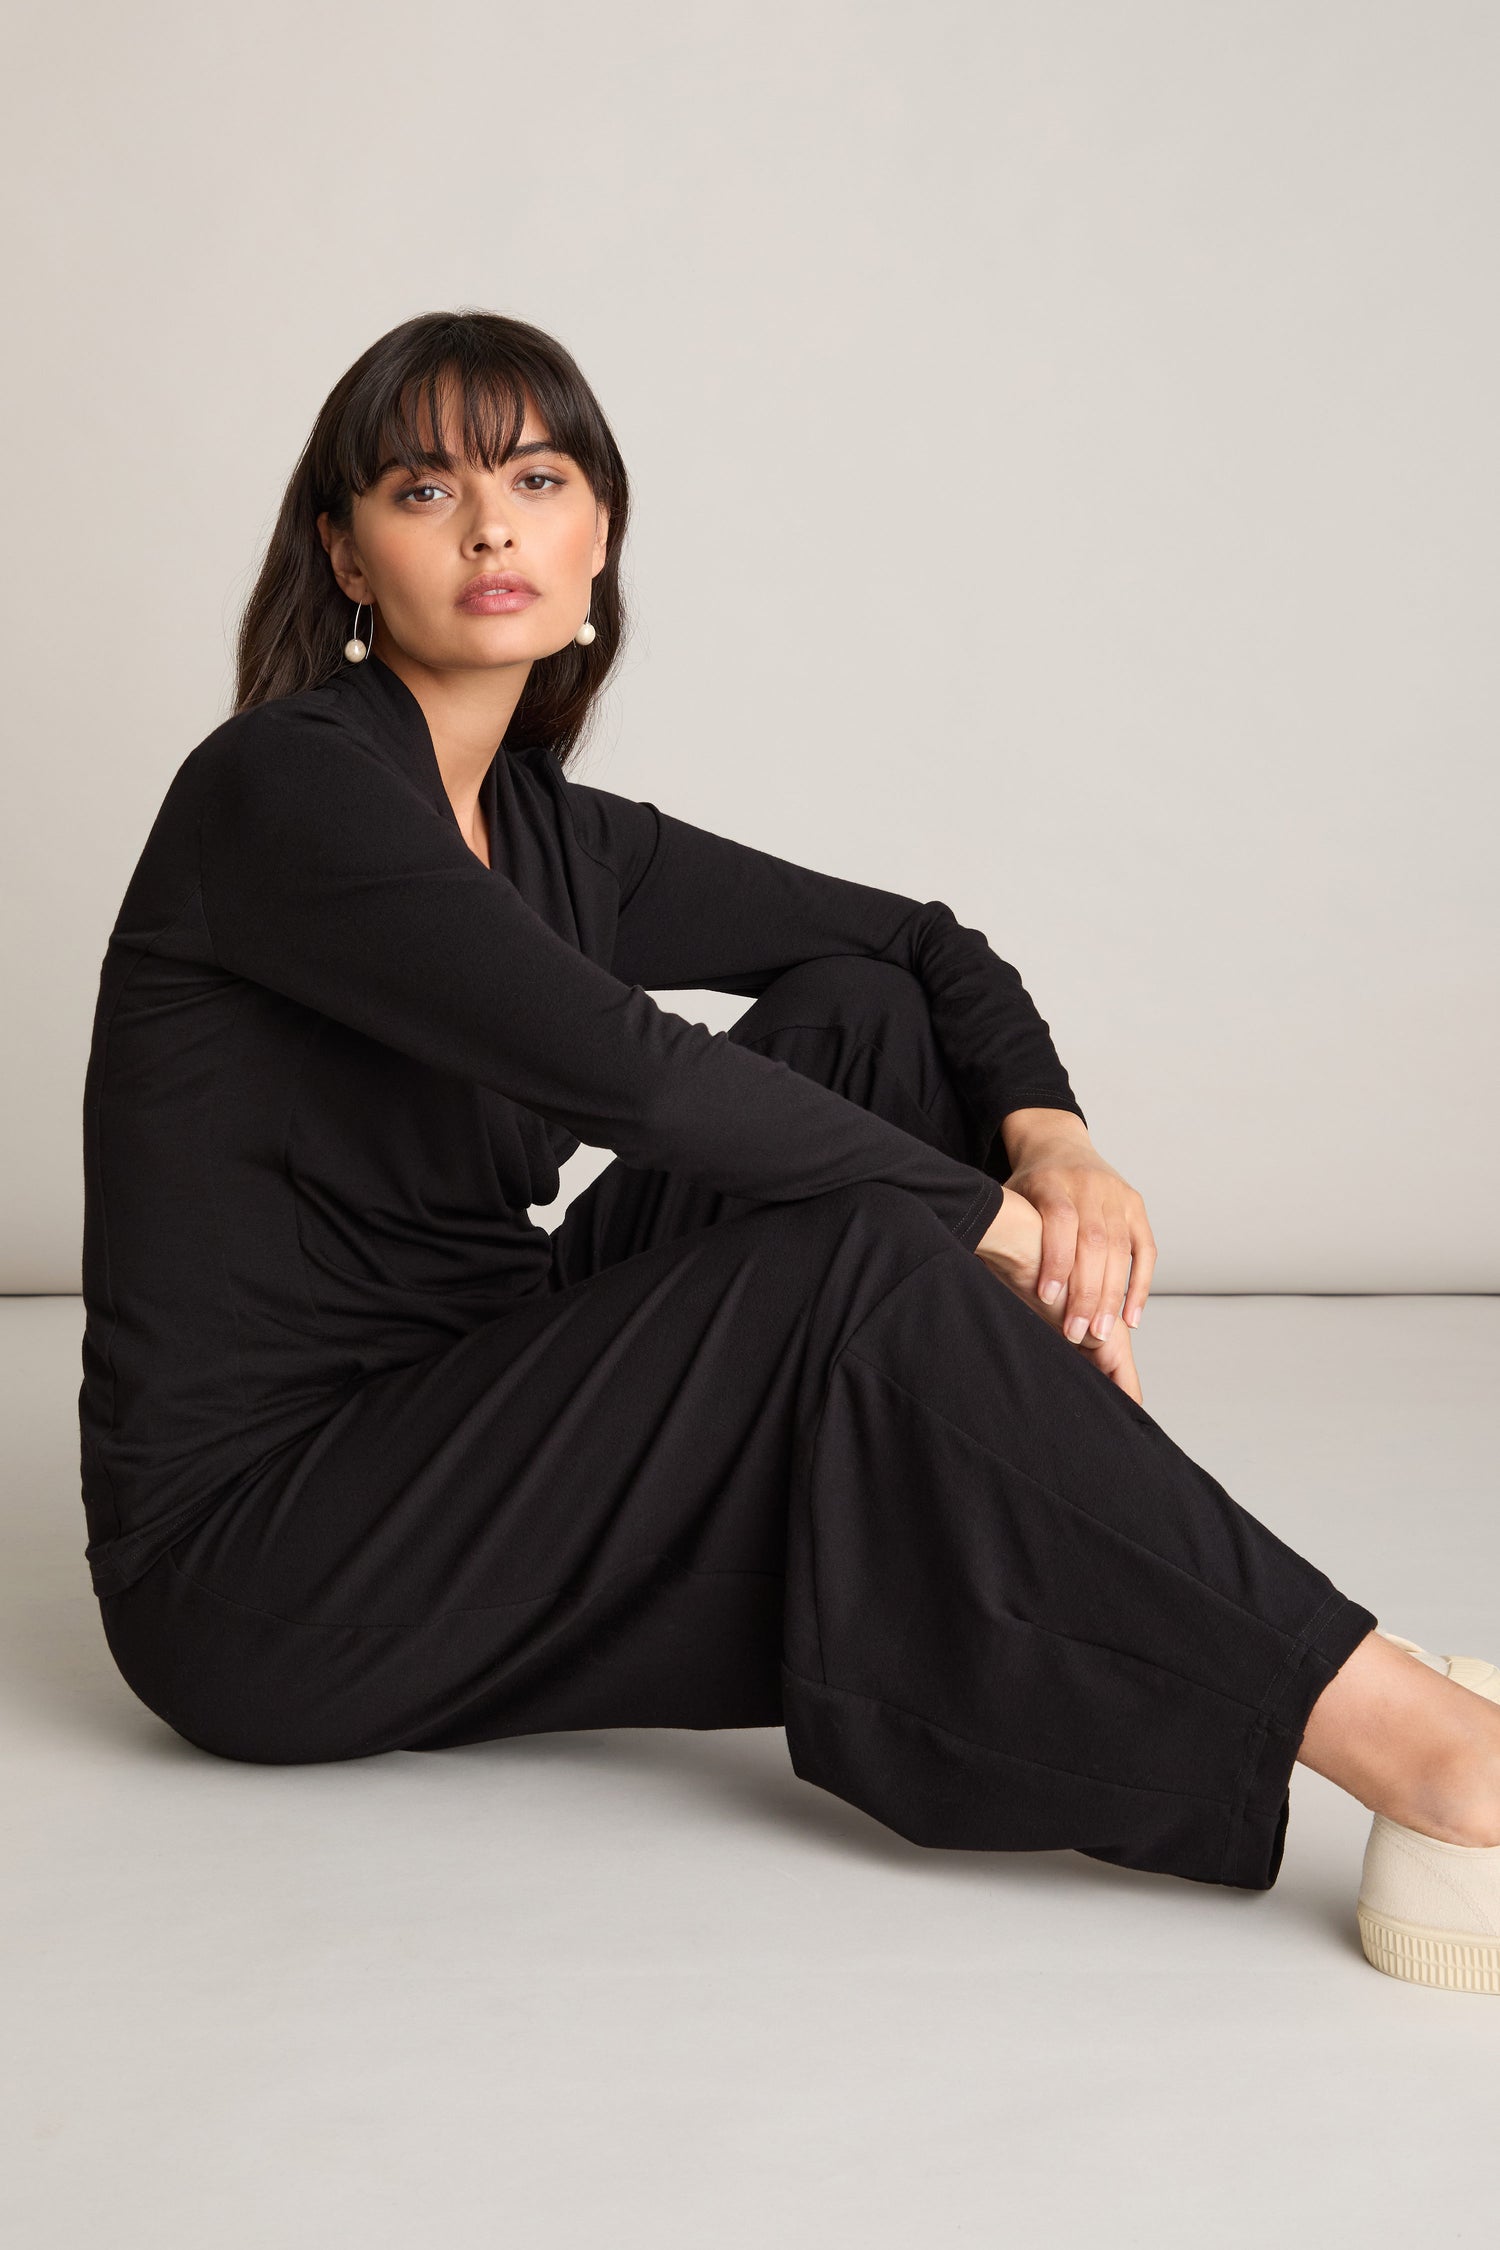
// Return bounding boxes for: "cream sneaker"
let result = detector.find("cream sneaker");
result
[1355,1630,1500,1994]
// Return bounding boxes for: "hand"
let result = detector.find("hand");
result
[975,1176,1148,1404]
[997,1124,1156,1348]
[1067,1299,1143,1401]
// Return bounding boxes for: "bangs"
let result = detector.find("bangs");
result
[327,319,610,504]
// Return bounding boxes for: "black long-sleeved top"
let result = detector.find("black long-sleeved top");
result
[78,652,1086,1597]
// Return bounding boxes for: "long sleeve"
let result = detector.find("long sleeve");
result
[552,771,1086,1165]
[198,714,1008,1251]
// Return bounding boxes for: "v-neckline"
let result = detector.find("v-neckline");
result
[338,651,501,870]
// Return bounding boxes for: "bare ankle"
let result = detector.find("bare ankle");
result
[1386,1743,1500,1848]
[1298,1630,1500,1842]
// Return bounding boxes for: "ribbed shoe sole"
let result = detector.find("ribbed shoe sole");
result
[1357,1640,1500,1991]
[1357,1902,1500,1992]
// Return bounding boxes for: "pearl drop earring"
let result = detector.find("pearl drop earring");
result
[574,600,596,647]
[344,600,373,663]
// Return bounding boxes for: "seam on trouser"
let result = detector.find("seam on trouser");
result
[164,1528,783,1637]
[780,1665,1241,1808]
[164,1536,692,1635]
[796,1235,991,1686]
[841,1344,1338,1646]
[903,1595,1287,1720]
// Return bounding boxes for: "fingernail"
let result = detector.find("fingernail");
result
[1065,1315,1087,1342]
[1094,1312,1115,1339]
[1125,1307,1140,1327]
[1039,1280,1061,1304]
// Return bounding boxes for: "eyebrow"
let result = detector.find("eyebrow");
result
[374,437,565,480]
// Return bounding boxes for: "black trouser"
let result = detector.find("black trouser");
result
[98,957,1379,1889]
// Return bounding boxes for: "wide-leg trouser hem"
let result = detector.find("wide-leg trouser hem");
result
[1208,1587,1381,1889]
[781,1583,1380,1891]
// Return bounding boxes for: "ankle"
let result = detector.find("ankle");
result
[1395,1804,1500,1848]
[1386,1742,1500,1848]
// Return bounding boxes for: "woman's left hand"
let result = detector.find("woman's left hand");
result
[1000,1127,1156,1351]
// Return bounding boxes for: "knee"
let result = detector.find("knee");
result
[100,1565,369,1766]
[732,955,931,1045]
[110,1653,337,1766]
[729,957,978,1170]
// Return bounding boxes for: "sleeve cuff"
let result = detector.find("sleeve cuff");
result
[954,1174,1006,1253]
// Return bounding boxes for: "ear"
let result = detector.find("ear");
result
[316,509,374,603]
[591,502,610,576]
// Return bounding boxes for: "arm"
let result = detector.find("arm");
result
[545,771,1159,1364]
[198,713,1007,1251]
[551,772,1087,1174]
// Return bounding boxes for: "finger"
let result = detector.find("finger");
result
[1061,1210,1109,1345]
[1035,1202,1079,1313]
[1101,1336,1144,1404]
[1122,1221,1157,1328]
[1083,1327,1142,1402]
[1088,1224,1135,1342]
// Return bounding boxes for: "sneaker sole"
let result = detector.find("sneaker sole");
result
[1357,1902,1500,1993]
[1358,1633,1500,1990]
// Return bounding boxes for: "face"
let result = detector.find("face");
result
[317,386,608,674]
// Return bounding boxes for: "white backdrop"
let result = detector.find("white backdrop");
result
[2,0,1496,1291]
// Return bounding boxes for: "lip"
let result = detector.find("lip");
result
[456,570,540,614]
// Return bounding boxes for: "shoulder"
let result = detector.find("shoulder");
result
[197,674,362,771]
[189,679,441,891]
[193,676,406,818]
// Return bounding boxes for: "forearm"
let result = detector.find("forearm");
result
[581,788,1087,1139]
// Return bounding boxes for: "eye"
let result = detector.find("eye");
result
[397,481,449,505]
[518,471,564,491]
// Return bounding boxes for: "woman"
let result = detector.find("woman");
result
[80,309,1500,1992]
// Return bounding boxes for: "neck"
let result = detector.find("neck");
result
[372,637,528,839]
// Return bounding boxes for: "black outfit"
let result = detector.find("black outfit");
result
[81,653,1377,1889]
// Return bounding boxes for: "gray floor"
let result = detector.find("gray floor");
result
[4,1292,1497,2247]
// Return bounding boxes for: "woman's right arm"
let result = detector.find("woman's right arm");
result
[197,713,1008,1253]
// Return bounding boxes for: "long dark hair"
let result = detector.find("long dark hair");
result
[234,309,631,766]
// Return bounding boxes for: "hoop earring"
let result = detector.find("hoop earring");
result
[574,599,596,648]
[344,601,373,663]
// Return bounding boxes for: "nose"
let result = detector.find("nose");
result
[463,487,518,554]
